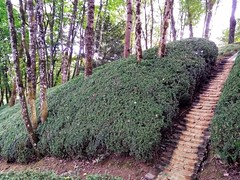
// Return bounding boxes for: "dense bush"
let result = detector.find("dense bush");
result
[0,38,218,162]
[211,53,240,164]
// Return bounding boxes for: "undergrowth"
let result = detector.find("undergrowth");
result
[0,171,69,180]
[0,38,218,162]
[211,53,240,164]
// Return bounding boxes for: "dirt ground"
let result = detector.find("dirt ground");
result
[198,146,240,180]
[0,154,155,179]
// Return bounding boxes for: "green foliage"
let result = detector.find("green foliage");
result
[0,171,70,180]
[179,0,204,25]
[211,53,240,164]
[218,43,240,57]
[0,38,218,162]
[86,174,122,180]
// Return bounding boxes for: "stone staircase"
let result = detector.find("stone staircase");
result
[145,55,236,180]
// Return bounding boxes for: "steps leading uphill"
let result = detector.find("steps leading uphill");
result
[151,55,236,180]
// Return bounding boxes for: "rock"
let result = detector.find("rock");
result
[144,172,156,180]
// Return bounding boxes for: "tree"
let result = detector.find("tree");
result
[135,0,142,63]
[123,0,132,58]
[202,0,215,39]
[158,0,174,57]
[36,0,48,123]
[61,0,79,83]
[228,0,237,44]
[180,0,204,38]
[84,0,95,77]
[6,0,39,152]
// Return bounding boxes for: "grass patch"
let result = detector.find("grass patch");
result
[211,53,240,164]
[0,171,69,180]
[0,38,218,162]
[218,43,240,57]
[86,174,122,180]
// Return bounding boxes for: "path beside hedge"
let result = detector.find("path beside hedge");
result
[145,55,236,180]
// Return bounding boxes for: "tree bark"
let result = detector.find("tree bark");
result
[23,0,38,130]
[84,0,95,77]
[135,0,143,63]
[73,0,86,78]
[158,0,174,57]
[9,78,17,107]
[228,0,237,44]
[150,0,154,47]
[170,4,177,41]
[48,0,56,88]
[61,0,78,83]
[203,0,214,39]
[123,0,132,58]
[6,0,39,152]
[143,0,148,49]
[36,0,48,123]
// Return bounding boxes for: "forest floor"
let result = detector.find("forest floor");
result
[0,154,154,179]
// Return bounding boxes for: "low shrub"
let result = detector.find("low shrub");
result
[211,53,240,164]
[0,38,218,162]
[0,171,69,180]
[86,174,122,180]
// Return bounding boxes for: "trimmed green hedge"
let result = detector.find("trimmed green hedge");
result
[211,53,240,164]
[0,38,218,162]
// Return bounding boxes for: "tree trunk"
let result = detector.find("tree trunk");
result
[84,0,95,77]
[135,0,143,63]
[94,0,103,54]
[150,0,154,47]
[143,0,148,49]
[203,0,214,39]
[9,78,17,107]
[123,0,132,58]
[228,0,237,44]
[158,0,174,57]
[170,4,177,41]
[48,0,56,88]
[23,0,38,130]
[61,0,78,83]
[6,0,39,152]
[36,0,48,123]
[187,3,193,38]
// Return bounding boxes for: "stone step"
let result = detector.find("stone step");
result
[154,56,235,180]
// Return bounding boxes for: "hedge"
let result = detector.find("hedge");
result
[211,52,240,164]
[0,38,218,162]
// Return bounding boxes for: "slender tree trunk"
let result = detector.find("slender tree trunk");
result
[170,4,177,41]
[179,10,185,39]
[94,0,103,54]
[158,0,174,57]
[6,0,39,152]
[36,0,48,123]
[123,0,132,58]
[135,0,143,63]
[143,0,148,49]
[187,2,193,38]
[9,78,17,107]
[150,0,154,47]
[203,0,214,39]
[61,0,78,83]
[98,0,108,55]
[22,0,38,130]
[84,0,95,77]
[48,0,56,88]
[73,0,86,78]
[228,0,237,44]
